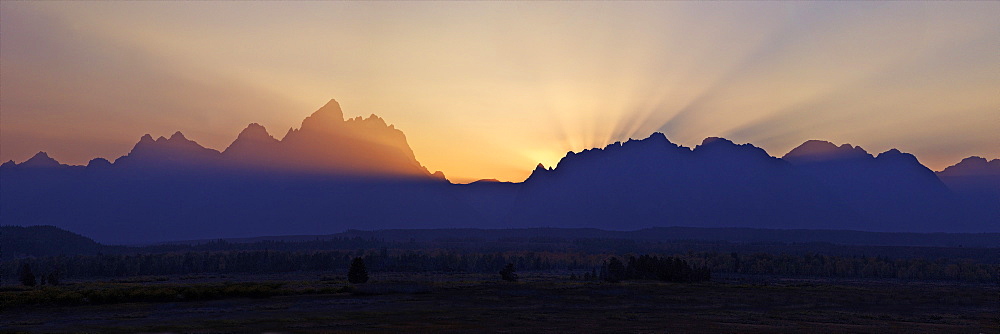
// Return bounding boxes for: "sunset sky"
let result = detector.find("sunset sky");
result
[2,2,997,183]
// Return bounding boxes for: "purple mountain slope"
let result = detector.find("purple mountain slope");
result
[939,156,1000,177]
[521,135,990,233]
[19,152,65,168]
[113,132,223,169]
[937,156,1000,202]
[782,140,872,163]
[222,123,281,165]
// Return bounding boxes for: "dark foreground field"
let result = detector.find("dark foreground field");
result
[2,273,997,333]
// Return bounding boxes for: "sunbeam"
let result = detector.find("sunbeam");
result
[1,1,996,181]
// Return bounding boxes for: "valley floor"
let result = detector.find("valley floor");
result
[2,273,997,333]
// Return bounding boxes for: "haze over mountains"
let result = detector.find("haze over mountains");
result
[2,100,998,243]
[104,99,442,179]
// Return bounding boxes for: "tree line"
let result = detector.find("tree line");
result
[1,250,563,282]
[2,248,996,284]
[595,255,711,283]
[692,252,996,282]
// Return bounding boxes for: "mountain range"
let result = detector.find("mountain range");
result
[93,99,443,179]
[2,99,997,243]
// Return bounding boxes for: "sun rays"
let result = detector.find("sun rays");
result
[1,2,997,183]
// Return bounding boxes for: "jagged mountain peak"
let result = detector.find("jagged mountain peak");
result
[783,140,872,163]
[214,99,437,179]
[871,149,940,179]
[625,132,673,146]
[692,137,776,162]
[578,132,678,156]
[299,99,345,133]
[695,136,746,152]
[137,131,207,149]
[875,148,914,162]
[939,156,1000,176]
[346,114,391,129]
[115,130,221,167]
[41,99,436,178]
[699,136,733,146]
[235,123,275,141]
[223,123,280,161]
[524,162,554,182]
[646,132,670,142]
[21,151,62,167]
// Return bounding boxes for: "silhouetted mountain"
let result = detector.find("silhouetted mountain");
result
[939,156,1000,177]
[515,134,854,231]
[937,157,1000,214]
[87,157,113,169]
[20,152,64,168]
[938,156,1000,194]
[781,141,958,231]
[3,151,77,172]
[63,99,442,179]
[514,135,994,232]
[782,140,872,163]
[222,123,281,167]
[114,132,223,169]
[265,99,438,178]
[1,100,997,243]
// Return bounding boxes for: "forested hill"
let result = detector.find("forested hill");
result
[5,226,998,284]
[174,227,1000,248]
[6,226,1000,260]
[332,227,1000,248]
[0,225,101,259]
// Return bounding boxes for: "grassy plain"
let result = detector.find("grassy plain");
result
[1,272,996,333]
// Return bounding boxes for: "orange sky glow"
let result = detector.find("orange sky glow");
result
[1,2,997,183]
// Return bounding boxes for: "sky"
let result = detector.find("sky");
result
[2,2,997,183]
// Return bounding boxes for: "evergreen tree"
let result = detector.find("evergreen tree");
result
[47,271,60,286]
[500,263,518,282]
[348,257,369,284]
[604,257,626,283]
[18,263,36,287]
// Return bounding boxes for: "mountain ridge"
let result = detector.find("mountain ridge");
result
[2,100,997,243]
[6,119,991,184]
[5,99,443,180]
